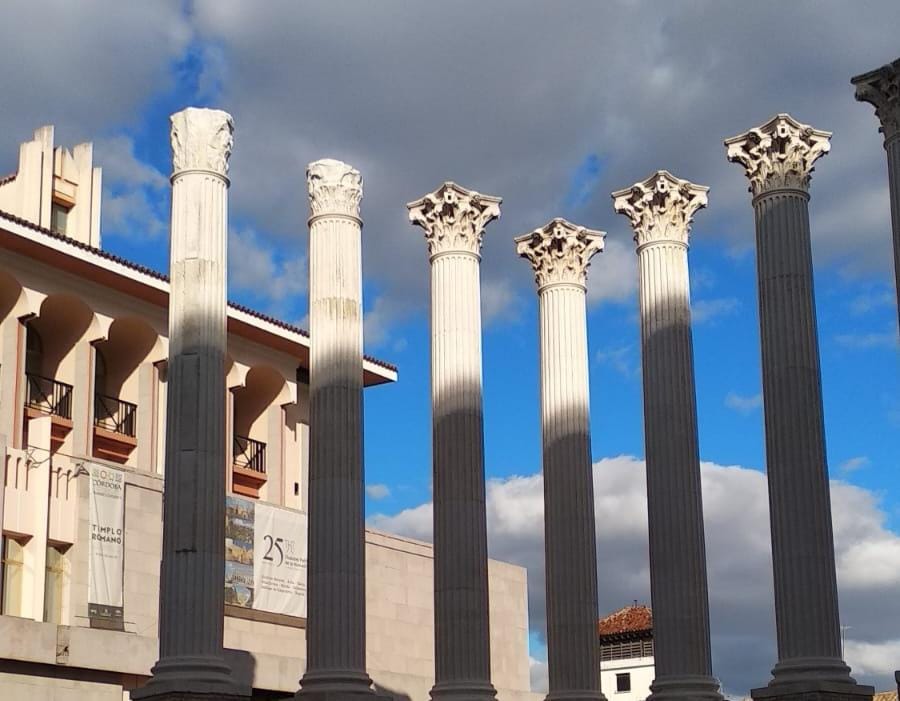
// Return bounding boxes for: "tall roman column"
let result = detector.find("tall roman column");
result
[852,58,900,333]
[408,182,501,701]
[612,171,721,701]
[514,219,605,701]
[725,114,873,701]
[298,160,373,701]
[136,108,248,700]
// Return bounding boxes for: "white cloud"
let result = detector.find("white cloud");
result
[835,330,899,350]
[228,228,307,310]
[849,289,895,315]
[724,392,762,415]
[692,297,740,324]
[839,456,870,473]
[529,657,549,694]
[370,455,900,694]
[595,345,637,378]
[365,483,391,500]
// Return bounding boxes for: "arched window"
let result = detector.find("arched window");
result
[25,321,42,376]
[94,346,107,396]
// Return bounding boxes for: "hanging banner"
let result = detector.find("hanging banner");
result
[225,495,307,618]
[88,464,125,629]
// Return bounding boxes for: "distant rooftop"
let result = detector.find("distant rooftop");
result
[598,604,653,638]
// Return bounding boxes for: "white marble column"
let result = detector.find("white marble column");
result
[852,58,900,335]
[135,108,247,701]
[408,182,501,701]
[297,159,373,701]
[725,114,872,701]
[515,219,605,701]
[612,172,721,701]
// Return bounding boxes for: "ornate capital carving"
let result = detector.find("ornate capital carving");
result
[852,58,900,144]
[407,182,501,258]
[170,107,234,177]
[515,218,605,290]
[612,170,708,249]
[307,159,363,219]
[725,113,831,197]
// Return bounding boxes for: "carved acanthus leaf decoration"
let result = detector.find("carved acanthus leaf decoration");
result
[612,170,708,249]
[170,107,234,177]
[407,182,501,258]
[725,114,831,197]
[515,218,605,290]
[852,58,900,144]
[307,159,363,218]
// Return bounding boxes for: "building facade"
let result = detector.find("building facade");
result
[599,605,655,701]
[0,126,534,701]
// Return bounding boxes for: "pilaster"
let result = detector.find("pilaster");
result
[515,218,605,701]
[408,182,500,701]
[612,171,721,701]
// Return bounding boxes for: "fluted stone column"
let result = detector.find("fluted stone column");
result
[725,114,873,701]
[297,159,373,701]
[408,182,501,701]
[515,219,605,701]
[612,172,721,701]
[852,58,900,334]
[136,108,248,700]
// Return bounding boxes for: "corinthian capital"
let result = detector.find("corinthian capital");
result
[725,113,831,197]
[307,159,363,220]
[515,218,605,291]
[407,182,501,259]
[170,107,234,177]
[612,170,708,249]
[852,58,900,144]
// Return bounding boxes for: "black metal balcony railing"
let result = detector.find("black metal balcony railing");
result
[94,393,137,438]
[25,373,73,420]
[233,435,266,474]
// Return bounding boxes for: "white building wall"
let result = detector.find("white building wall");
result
[601,655,655,701]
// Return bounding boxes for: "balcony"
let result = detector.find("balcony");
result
[92,393,138,464]
[25,372,73,450]
[232,434,267,498]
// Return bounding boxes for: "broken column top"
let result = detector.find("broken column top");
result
[170,107,234,178]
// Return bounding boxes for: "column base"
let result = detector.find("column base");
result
[545,689,607,701]
[430,680,498,701]
[648,675,722,701]
[752,659,873,701]
[297,669,375,701]
[132,655,250,700]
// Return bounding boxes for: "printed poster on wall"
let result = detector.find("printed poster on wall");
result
[88,463,125,629]
[225,495,308,618]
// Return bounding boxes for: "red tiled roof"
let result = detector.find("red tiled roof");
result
[598,605,653,637]
[0,173,16,187]
[0,208,397,374]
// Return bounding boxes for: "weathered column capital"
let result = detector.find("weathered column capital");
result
[612,170,708,250]
[307,158,363,221]
[170,107,234,180]
[515,218,605,291]
[725,113,831,197]
[852,58,900,145]
[407,181,501,260]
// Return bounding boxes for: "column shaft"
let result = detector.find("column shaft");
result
[887,137,900,333]
[753,191,844,667]
[539,283,601,699]
[431,251,493,693]
[638,241,718,698]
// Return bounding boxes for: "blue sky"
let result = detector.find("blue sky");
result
[3,1,899,694]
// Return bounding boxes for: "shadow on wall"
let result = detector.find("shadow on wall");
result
[373,682,413,701]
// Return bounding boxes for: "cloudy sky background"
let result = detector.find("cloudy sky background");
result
[2,1,899,696]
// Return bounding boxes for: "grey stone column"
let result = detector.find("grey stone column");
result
[298,159,374,701]
[725,114,873,701]
[612,172,721,701]
[408,182,501,701]
[136,108,248,700]
[852,58,900,334]
[515,219,605,701]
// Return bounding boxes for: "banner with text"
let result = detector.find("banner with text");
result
[88,464,125,629]
[225,495,307,618]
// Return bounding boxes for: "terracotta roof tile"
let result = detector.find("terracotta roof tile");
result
[0,209,397,373]
[598,604,653,637]
[0,173,16,186]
